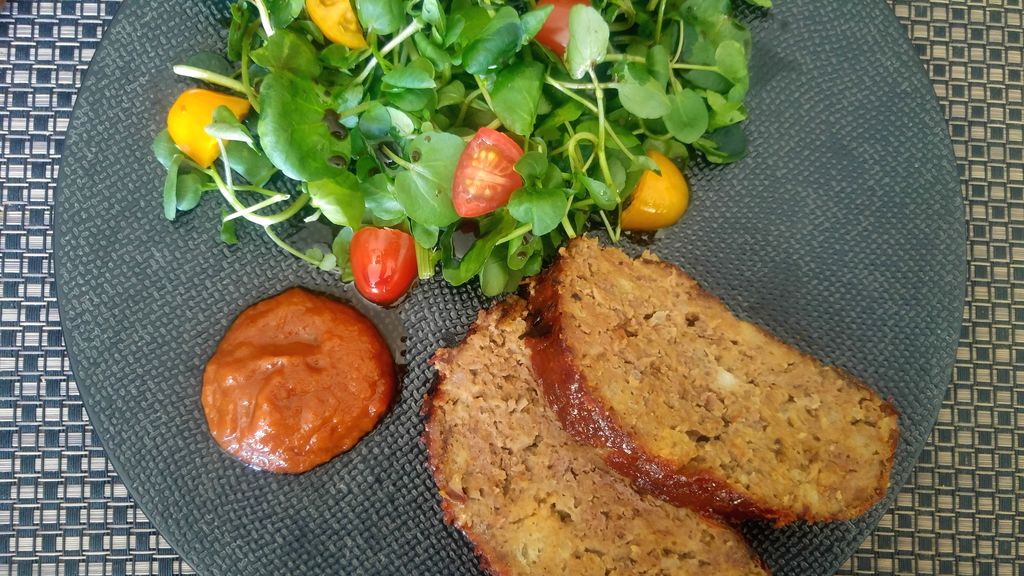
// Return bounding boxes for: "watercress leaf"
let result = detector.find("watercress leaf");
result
[537,99,585,133]
[515,151,549,182]
[492,60,545,136]
[321,44,362,70]
[648,44,671,88]
[206,106,254,145]
[226,141,277,185]
[386,88,436,114]
[444,13,467,47]
[264,0,305,30]
[695,124,747,163]
[258,72,350,181]
[542,164,565,189]
[358,102,393,140]
[220,210,239,245]
[441,212,516,285]
[521,4,554,41]
[580,175,617,210]
[715,40,747,85]
[250,29,322,78]
[308,174,365,228]
[577,118,642,151]
[606,152,627,191]
[616,64,670,119]
[383,62,437,89]
[478,248,511,297]
[632,153,659,173]
[744,0,772,7]
[304,247,326,267]
[411,220,440,248]
[413,32,452,71]
[507,235,540,270]
[437,80,466,109]
[565,5,608,79]
[361,174,406,223]
[521,250,543,276]
[152,129,179,170]
[508,187,568,235]
[318,252,338,271]
[393,131,465,227]
[163,155,183,220]
[663,88,709,144]
[175,171,207,211]
[421,0,446,34]
[463,7,524,75]
[184,51,234,76]
[356,0,404,35]
[705,90,746,129]
[227,1,252,61]
[331,227,355,282]
[386,107,417,138]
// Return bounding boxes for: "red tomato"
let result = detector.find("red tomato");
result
[534,0,591,57]
[349,228,417,306]
[452,128,524,218]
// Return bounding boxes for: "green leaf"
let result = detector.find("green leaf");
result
[393,131,465,227]
[258,72,350,181]
[580,175,617,210]
[224,141,275,186]
[163,155,183,220]
[321,44,363,70]
[565,5,609,79]
[744,0,772,8]
[507,235,540,271]
[361,174,406,223]
[332,227,355,282]
[227,1,252,61]
[441,213,517,285]
[356,0,404,35]
[184,51,234,76]
[616,63,670,119]
[515,151,549,182]
[175,171,208,211]
[421,0,446,34]
[437,80,466,109]
[220,210,239,245]
[537,100,585,133]
[715,40,747,85]
[264,0,304,30]
[508,187,568,235]
[521,4,554,41]
[251,29,322,78]
[206,106,254,146]
[664,89,709,144]
[491,60,545,136]
[308,174,365,228]
[358,102,393,140]
[383,61,436,89]
[152,130,180,170]
[463,7,524,75]
[695,124,748,164]
[413,32,452,71]
[410,220,440,248]
[478,248,511,297]
[705,90,746,129]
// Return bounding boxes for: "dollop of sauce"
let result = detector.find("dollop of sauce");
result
[202,288,395,473]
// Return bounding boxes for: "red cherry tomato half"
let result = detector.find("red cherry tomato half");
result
[534,0,591,57]
[452,128,524,218]
[349,227,418,306]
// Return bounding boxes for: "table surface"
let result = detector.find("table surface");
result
[1,1,1021,574]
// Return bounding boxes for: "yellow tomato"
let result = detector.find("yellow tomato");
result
[166,89,250,168]
[306,0,368,49]
[620,151,689,231]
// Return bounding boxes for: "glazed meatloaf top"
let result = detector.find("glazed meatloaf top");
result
[425,298,768,576]
[526,238,899,524]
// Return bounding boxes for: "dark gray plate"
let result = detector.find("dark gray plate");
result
[55,1,965,574]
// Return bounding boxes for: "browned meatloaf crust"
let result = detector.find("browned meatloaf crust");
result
[425,298,768,576]
[526,238,899,525]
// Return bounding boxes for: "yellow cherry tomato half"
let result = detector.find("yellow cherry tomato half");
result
[166,89,250,168]
[306,0,368,49]
[620,151,690,232]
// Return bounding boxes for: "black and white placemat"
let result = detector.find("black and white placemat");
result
[0,1,1020,574]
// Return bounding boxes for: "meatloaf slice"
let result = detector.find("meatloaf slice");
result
[526,238,899,524]
[425,298,768,576]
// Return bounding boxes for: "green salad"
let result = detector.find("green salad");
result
[153,0,768,305]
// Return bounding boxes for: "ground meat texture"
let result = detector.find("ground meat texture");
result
[527,238,899,524]
[425,298,767,576]
[203,288,395,473]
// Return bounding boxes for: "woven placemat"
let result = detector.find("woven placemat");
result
[0,1,1019,574]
